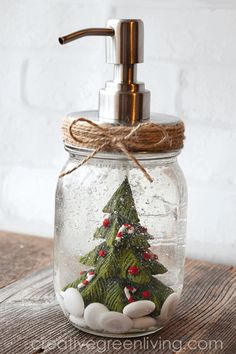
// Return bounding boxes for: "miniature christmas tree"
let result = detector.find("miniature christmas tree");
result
[64,177,173,315]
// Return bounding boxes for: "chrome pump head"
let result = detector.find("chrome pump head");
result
[59,19,150,125]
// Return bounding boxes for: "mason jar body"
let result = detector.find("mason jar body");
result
[54,146,187,337]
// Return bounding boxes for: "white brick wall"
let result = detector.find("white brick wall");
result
[0,0,236,265]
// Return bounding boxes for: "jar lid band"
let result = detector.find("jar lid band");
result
[62,116,185,154]
[60,116,185,182]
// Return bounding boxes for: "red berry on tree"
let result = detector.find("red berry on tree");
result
[143,251,152,260]
[82,279,89,285]
[98,249,106,257]
[116,232,123,238]
[79,271,85,275]
[128,266,139,275]
[103,218,110,228]
[128,297,135,303]
[127,285,134,291]
[142,290,150,298]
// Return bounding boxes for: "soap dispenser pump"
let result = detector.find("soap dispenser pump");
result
[59,19,150,125]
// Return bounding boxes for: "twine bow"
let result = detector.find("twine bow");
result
[59,117,171,182]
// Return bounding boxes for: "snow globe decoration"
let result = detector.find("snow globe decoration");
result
[54,19,187,338]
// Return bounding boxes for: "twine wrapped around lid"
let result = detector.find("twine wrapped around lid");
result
[60,116,185,182]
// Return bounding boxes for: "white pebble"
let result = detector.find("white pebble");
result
[157,293,179,324]
[69,315,87,328]
[123,300,155,319]
[132,316,157,329]
[84,303,109,330]
[100,311,133,333]
[63,288,84,317]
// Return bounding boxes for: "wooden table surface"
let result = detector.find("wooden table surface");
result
[0,231,235,354]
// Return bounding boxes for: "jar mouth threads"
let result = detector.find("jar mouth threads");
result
[65,145,180,161]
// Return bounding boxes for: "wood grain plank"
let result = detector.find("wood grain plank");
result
[0,256,235,354]
[0,231,53,289]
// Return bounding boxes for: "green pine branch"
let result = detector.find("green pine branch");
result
[103,177,139,223]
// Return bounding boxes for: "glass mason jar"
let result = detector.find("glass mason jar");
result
[54,112,187,338]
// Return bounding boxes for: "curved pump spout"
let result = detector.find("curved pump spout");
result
[59,28,114,45]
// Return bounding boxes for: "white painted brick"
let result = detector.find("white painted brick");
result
[139,61,180,115]
[179,122,236,185]
[115,5,236,65]
[186,240,236,266]
[0,107,66,168]
[22,51,112,112]
[0,51,23,107]
[1,166,57,236]
[180,66,236,126]
[112,0,236,10]
[0,0,113,49]
[185,182,236,265]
